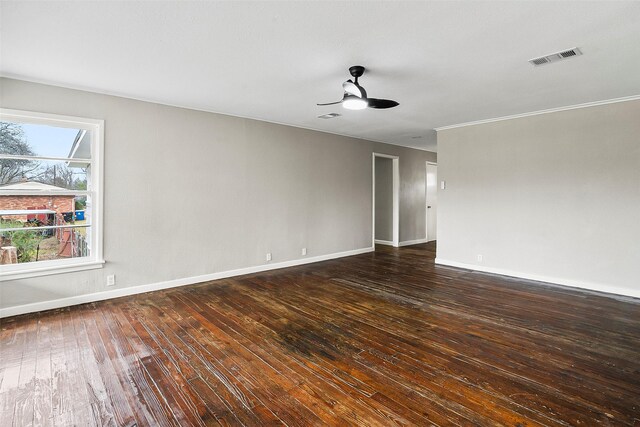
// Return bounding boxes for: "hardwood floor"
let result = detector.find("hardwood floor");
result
[1,242,639,426]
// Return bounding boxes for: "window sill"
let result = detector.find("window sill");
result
[0,259,105,281]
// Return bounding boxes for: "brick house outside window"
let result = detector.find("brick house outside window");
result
[0,181,75,221]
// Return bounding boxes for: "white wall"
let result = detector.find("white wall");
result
[436,99,640,298]
[0,78,436,314]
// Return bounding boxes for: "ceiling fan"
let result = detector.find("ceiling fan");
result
[317,66,399,110]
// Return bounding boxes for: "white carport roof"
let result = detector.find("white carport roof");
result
[0,209,57,216]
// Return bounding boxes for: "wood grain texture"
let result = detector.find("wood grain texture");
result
[1,242,639,426]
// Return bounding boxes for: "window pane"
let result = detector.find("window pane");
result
[0,121,90,159]
[0,225,91,264]
[0,158,88,191]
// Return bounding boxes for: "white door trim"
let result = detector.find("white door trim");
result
[372,153,400,247]
[426,161,437,242]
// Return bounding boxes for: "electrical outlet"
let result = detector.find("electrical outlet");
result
[106,274,116,287]
[301,248,307,256]
[266,253,272,262]
[441,180,446,190]
[477,254,483,262]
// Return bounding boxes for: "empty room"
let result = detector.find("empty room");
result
[1,1,639,426]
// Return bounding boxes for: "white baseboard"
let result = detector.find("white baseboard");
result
[0,246,375,318]
[434,258,640,300]
[376,238,429,247]
[399,238,429,247]
[374,239,394,246]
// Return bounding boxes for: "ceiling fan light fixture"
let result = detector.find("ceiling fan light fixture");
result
[342,95,368,110]
[318,66,398,110]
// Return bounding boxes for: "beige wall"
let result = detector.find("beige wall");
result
[0,78,436,311]
[374,156,393,242]
[372,142,434,243]
[437,99,640,297]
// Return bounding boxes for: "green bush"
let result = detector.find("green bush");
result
[75,197,86,210]
[1,221,44,263]
[12,230,43,262]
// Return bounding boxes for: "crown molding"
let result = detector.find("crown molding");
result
[434,95,640,132]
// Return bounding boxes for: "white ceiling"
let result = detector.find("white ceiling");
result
[2,1,640,152]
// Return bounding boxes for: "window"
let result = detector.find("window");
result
[0,109,104,279]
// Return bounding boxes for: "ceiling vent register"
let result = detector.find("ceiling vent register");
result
[529,47,582,67]
[317,113,341,119]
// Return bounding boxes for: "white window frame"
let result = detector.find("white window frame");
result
[0,108,105,280]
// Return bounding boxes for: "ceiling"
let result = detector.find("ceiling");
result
[2,1,640,152]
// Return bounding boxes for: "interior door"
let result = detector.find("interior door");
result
[426,163,437,242]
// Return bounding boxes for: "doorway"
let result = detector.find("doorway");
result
[372,153,399,247]
[426,162,437,242]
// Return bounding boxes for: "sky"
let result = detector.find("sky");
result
[1,122,87,185]
[20,123,81,158]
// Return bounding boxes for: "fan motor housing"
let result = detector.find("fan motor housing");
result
[349,65,365,78]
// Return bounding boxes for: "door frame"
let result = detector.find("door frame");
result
[372,153,399,247]
[426,161,437,242]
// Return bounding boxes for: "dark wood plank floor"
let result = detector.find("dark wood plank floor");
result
[1,242,639,426]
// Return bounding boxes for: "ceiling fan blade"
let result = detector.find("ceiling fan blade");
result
[317,100,343,106]
[367,98,399,109]
[342,80,367,98]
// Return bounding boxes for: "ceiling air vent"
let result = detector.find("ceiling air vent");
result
[317,113,341,119]
[529,47,582,67]
[531,57,550,66]
[559,49,578,58]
